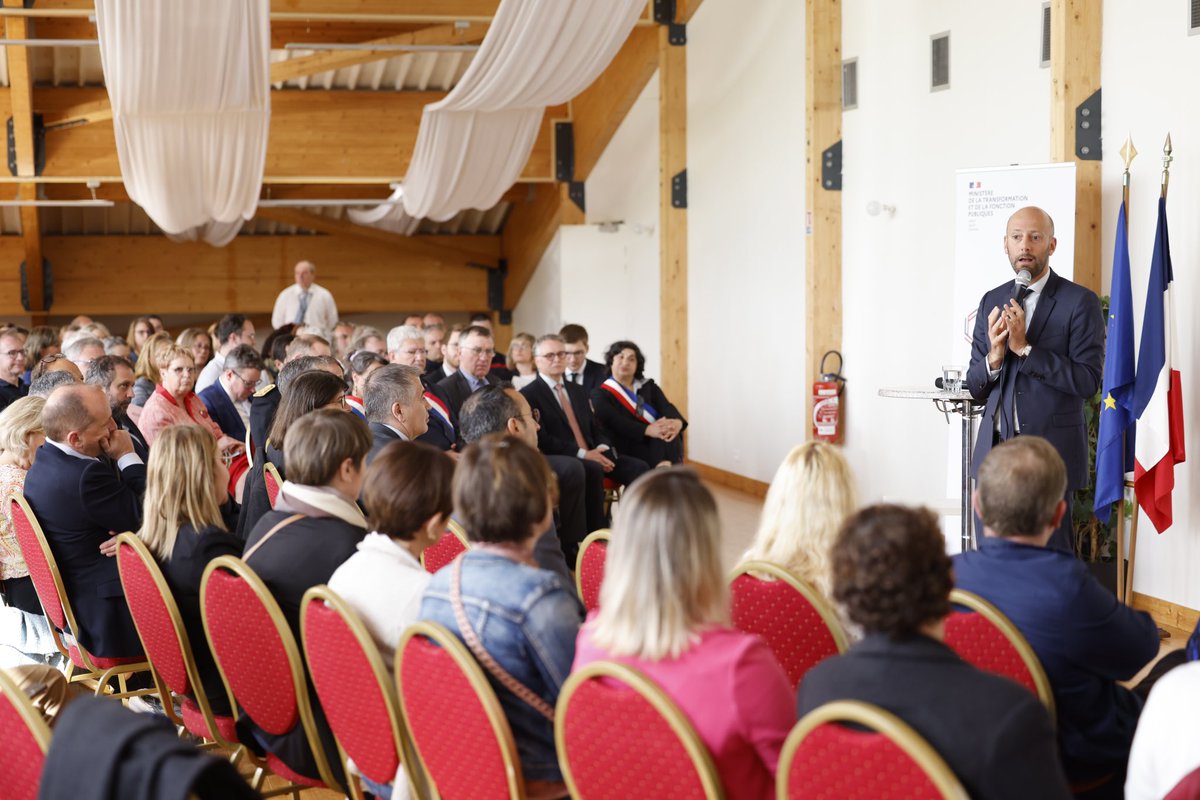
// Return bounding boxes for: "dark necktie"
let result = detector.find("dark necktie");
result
[1016,284,1032,308]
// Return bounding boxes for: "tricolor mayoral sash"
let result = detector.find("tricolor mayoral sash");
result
[425,391,455,436]
[600,378,658,424]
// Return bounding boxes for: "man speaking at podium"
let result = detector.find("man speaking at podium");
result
[966,206,1104,551]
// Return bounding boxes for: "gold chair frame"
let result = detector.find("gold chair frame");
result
[114,533,242,758]
[7,494,153,700]
[419,520,470,572]
[244,430,254,468]
[299,585,428,800]
[573,528,611,604]
[556,660,726,800]
[200,555,345,797]
[0,666,52,755]
[262,462,284,509]
[948,588,1055,715]
[728,561,850,655]
[396,620,527,800]
[778,700,969,800]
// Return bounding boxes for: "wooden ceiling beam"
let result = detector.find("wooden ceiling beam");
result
[270,21,490,84]
[9,0,504,22]
[501,182,583,307]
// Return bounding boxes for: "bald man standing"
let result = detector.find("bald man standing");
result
[271,260,339,333]
[965,206,1104,551]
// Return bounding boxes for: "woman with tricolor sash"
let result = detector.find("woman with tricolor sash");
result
[591,340,687,468]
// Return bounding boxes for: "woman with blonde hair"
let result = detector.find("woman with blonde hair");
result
[126,316,155,362]
[130,330,175,413]
[741,441,857,600]
[506,332,537,389]
[573,469,795,800]
[175,327,213,369]
[138,425,240,714]
[0,396,59,667]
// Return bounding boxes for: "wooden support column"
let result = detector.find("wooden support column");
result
[5,6,46,323]
[1050,0,1102,293]
[658,16,688,418]
[805,0,842,439]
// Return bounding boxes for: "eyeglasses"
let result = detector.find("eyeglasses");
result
[0,350,26,359]
[461,346,496,358]
[400,348,428,357]
[511,408,541,424]
[230,372,258,385]
[536,352,567,361]
[168,366,196,375]
[39,353,67,365]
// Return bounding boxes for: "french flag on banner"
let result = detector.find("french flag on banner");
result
[1132,196,1186,533]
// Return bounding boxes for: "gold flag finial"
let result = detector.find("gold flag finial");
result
[1162,133,1173,198]
[1121,135,1137,189]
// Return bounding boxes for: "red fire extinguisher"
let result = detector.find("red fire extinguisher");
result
[813,351,845,443]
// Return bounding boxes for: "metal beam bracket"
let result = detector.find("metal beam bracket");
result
[1075,88,1101,161]
[653,0,676,24]
[567,181,585,213]
[821,140,842,191]
[671,169,687,209]
[554,121,575,182]
[488,259,509,313]
[7,113,45,177]
[667,24,686,45]
[19,258,52,312]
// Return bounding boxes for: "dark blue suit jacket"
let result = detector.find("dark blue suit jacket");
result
[953,537,1159,776]
[198,382,246,442]
[965,270,1103,489]
[22,443,147,658]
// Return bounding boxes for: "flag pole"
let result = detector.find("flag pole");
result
[1125,132,1172,608]
[1116,134,1136,604]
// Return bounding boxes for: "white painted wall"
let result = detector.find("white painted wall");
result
[687,0,808,481]
[1101,0,1200,609]
[512,229,564,339]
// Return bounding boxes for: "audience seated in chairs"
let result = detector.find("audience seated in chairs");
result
[799,502,1071,799]
[0,327,29,411]
[125,317,155,364]
[437,324,501,415]
[22,325,60,381]
[129,331,175,414]
[21,384,146,660]
[196,315,257,393]
[953,436,1167,793]
[559,323,607,393]
[507,332,538,390]
[1126,638,1200,800]
[85,356,149,463]
[27,369,78,399]
[136,425,241,716]
[239,408,371,786]
[419,434,583,798]
[347,350,387,419]
[574,468,795,800]
[327,441,454,799]
[740,441,857,631]
[0,396,61,666]
[363,364,428,463]
[248,349,340,456]
[197,344,263,446]
[238,369,347,539]
[175,326,214,370]
[591,339,687,468]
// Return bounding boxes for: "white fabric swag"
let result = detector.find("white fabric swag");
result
[351,0,645,229]
[95,0,271,247]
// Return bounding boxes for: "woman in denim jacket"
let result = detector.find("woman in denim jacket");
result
[419,434,583,798]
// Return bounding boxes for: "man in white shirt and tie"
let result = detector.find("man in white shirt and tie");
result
[271,260,339,333]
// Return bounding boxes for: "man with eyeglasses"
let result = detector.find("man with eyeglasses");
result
[199,345,263,445]
[0,328,29,411]
[437,324,501,416]
[196,314,257,393]
[387,324,459,451]
[522,333,649,533]
[559,323,607,393]
[63,336,104,375]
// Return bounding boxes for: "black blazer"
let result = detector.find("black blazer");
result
[235,446,284,540]
[366,421,403,465]
[22,443,147,658]
[115,411,150,463]
[158,523,244,716]
[198,382,246,442]
[417,379,458,452]
[591,379,687,463]
[521,377,609,457]
[799,634,1071,800]
[248,384,281,456]
[436,370,499,416]
[566,358,607,394]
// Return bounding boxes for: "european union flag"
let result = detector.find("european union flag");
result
[1094,202,1136,522]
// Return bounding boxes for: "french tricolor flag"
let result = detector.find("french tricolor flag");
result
[1132,196,1186,533]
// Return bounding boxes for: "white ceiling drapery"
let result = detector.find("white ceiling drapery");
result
[351,0,645,230]
[95,0,271,247]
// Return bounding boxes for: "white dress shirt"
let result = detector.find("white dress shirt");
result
[271,282,339,332]
[1125,660,1200,800]
[194,351,226,393]
[47,437,142,470]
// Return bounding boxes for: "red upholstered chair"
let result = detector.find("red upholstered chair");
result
[396,621,526,799]
[602,478,622,517]
[7,493,152,699]
[556,661,724,800]
[728,561,848,691]
[421,519,469,574]
[114,533,241,751]
[263,462,283,510]
[779,700,969,800]
[1167,765,1200,800]
[0,668,51,800]
[300,585,424,800]
[574,529,610,614]
[200,555,344,795]
[944,589,1054,713]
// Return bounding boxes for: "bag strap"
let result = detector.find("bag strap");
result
[450,553,555,722]
[242,513,304,562]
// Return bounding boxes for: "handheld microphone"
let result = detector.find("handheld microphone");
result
[1012,268,1032,300]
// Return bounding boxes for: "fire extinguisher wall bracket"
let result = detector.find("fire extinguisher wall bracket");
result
[819,350,846,395]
